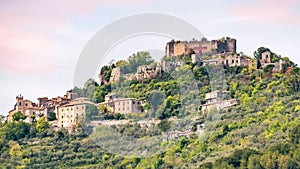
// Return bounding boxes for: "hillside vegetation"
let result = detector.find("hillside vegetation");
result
[0,50,300,168]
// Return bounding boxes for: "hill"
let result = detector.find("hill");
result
[0,49,300,168]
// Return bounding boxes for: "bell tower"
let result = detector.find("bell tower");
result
[15,94,24,112]
[261,51,271,64]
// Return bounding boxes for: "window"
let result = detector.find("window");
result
[232,60,234,64]
[71,108,73,111]
[71,120,72,123]
[236,60,238,63]
[67,108,69,111]
[25,103,28,106]
[266,55,269,58]
[118,108,120,111]
[19,102,22,106]
[62,121,63,123]
[62,109,64,111]
[127,107,129,110]
[32,112,35,115]
[82,106,84,109]
[62,124,63,127]
[62,116,63,118]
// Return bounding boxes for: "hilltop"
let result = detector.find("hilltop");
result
[1,37,300,168]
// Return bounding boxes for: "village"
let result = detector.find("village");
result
[6,37,288,138]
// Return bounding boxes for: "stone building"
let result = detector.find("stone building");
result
[165,37,236,57]
[7,90,76,123]
[109,67,121,83]
[99,94,146,114]
[201,90,237,112]
[7,95,40,122]
[201,53,252,67]
[56,97,94,129]
[259,51,287,72]
[261,51,271,65]
[108,63,162,83]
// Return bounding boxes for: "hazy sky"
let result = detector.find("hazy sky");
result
[1,0,300,115]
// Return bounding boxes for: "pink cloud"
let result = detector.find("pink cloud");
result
[0,0,150,74]
[233,0,300,26]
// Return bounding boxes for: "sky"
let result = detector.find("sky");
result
[0,0,300,115]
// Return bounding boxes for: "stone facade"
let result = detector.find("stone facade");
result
[8,95,41,122]
[201,90,237,112]
[261,51,271,65]
[108,63,162,83]
[7,90,77,125]
[166,37,236,57]
[109,67,121,83]
[99,94,146,114]
[202,53,252,67]
[260,51,287,72]
[56,97,94,129]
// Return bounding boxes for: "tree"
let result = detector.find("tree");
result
[9,143,22,158]
[1,122,30,141]
[86,105,99,120]
[12,111,26,121]
[36,116,49,133]
[115,60,128,67]
[47,112,56,121]
[257,47,270,55]
[127,51,154,72]
[157,120,171,132]
[263,64,275,73]
[149,91,165,115]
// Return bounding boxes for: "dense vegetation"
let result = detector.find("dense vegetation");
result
[0,50,300,168]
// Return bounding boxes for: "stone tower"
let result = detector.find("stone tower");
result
[261,51,271,64]
[15,94,24,112]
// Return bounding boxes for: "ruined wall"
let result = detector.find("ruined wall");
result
[166,37,236,57]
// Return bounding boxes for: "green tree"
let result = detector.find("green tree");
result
[127,51,154,72]
[9,143,22,158]
[86,104,99,120]
[36,117,49,133]
[1,122,30,140]
[157,120,171,132]
[47,112,56,121]
[12,111,26,121]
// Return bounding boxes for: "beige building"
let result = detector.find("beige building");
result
[7,90,76,123]
[166,37,236,57]
[261,51,271,65]
[99,94,145,114]
[202,53,252,67]
[7,95,38,122]
[56,97,94,129]
[201,90,237,112]
[109,67,122,83]
[259,51,287,72]
[108,63,162,83]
